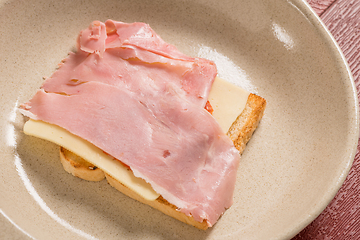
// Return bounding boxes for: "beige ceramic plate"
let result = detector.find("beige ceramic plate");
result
[0,0,358,239]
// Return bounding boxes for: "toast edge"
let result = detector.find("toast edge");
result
[105,173,209,230]
[227,93,266,154]
[58,92,266,229]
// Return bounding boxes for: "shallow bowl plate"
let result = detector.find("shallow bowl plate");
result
[0,0,358,239]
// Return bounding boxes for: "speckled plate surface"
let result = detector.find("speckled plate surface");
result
[0,0,358,239]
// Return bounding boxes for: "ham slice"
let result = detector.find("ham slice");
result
[21,20,240,226]
[43,20,216,107]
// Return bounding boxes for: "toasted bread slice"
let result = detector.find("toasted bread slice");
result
[105,173,209,229]
[60,147,105,181]
[59,93,266,229]
[228,93,266,153]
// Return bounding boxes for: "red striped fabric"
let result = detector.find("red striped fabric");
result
[306,0,337,15]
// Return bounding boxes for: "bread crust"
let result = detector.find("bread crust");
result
[227,93,267,154]
[59,147,105,181]
[105,173,209,230]
[58,93,266,229]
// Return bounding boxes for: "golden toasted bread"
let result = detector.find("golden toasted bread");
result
[228,93,267,154]
[59,147,105,181]
[58,93,266,230]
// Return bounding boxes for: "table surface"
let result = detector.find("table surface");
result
[293,0,360,239]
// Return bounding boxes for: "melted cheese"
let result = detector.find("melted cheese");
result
[23,119,160,201]
[23,76,249,201]
[208,77,250,132]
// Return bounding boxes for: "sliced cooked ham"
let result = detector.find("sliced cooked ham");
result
[21,20,240,226]
[43,20,216,107]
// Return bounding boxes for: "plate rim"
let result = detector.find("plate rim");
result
[1,0,359,239]
[279,0,360,238]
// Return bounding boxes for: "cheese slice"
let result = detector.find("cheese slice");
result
[23,76,249,201]
[24,119,160,201]
[208,77,250,132]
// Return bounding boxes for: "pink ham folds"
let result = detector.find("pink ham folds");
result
[21,20,241,227]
